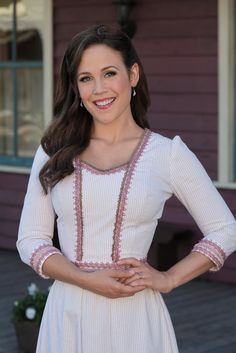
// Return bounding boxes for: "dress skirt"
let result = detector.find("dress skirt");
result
[36,280,179,353]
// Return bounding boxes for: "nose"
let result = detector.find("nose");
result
[93,78,106,94]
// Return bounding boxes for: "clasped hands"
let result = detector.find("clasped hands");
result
[83,258,173,299]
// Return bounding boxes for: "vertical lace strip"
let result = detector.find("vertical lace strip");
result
[74,159,84,261]
[112,129,152,262]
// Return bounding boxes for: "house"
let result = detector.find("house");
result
[0,0,235,283]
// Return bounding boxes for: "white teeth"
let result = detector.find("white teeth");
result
[95,98,114,106]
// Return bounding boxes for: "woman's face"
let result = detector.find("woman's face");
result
[77,44,139,126]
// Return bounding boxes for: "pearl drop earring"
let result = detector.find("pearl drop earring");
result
[133,88,136,97]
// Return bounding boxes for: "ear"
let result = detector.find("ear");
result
[129,63,139,87]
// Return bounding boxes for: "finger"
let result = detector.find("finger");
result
[110,269,135,279]
[118,277,128,284]
[124,275,143,285]
[117,258,143,267]
[124,278,136,285]
[128,279,147,287]
[124,272,146,285]
[120,284,146,295]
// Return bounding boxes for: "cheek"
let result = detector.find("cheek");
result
[113,77,131,94]
[77,84,92,100]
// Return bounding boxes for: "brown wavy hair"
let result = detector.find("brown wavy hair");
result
[39,24,150,193]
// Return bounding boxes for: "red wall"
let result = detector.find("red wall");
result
[0,173,28,248]
[135,0,218,175]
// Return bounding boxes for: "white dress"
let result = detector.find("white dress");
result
[17,129,236,353]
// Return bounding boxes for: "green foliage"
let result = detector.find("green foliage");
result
[12,284,49,326]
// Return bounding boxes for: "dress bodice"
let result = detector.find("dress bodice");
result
[17,129,236,277]
[52,129,169,270]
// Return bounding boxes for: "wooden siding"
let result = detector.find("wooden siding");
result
[132,0,218,179]
[0,173,28,249]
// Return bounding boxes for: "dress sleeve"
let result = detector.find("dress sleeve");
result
[17,146,62,278]
[170,136,236,271]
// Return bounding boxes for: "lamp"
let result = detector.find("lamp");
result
[112,0,137,38]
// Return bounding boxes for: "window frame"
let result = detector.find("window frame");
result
[215,0,236,189]
[0,0,53,173]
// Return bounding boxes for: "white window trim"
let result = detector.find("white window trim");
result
[0,0,53,174]
[43,0,53,128]
[216,0,236,188]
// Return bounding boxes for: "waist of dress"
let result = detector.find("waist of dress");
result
[73,258,147,272]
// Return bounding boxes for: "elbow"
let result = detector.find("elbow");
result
[16,238,31,266]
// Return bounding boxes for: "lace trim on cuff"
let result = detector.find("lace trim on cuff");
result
[191,239,226,271]
[30,244,62,278]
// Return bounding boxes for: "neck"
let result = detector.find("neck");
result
[91,119,144,143]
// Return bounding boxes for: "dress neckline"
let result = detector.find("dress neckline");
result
[78,128,150,175]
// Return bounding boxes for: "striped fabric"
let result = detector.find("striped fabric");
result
[17,130,236,353]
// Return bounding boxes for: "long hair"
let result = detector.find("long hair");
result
[39,24,150,193]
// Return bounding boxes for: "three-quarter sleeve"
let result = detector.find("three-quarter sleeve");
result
[17,146,62,278]
[170,136,236,271]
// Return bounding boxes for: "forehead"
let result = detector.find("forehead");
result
[78,44,125,72]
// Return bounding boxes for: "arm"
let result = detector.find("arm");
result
[42,253,145,298]
[165,251,214,290]
[118,252,213,293]
[17,146,145,298]
[169,136,236,271]
[119,137,236,292]
[17,146,62,278]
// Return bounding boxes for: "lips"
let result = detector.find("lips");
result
[93,97,116,109]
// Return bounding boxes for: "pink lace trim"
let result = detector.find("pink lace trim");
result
[80,161,128,175]
[74,128,152,265]
[74,257,147,271]
[112,129,152,262]
[74,160,83,261]
[30,244,61,278]
[192,239,226,271]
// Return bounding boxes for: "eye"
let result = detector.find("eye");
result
[79,76,92,83]
[105,71,117,78]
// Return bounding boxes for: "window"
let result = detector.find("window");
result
[0,0,52,168]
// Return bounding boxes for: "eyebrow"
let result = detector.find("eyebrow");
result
[78,65,119,77]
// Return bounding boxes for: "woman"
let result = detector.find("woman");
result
[17,24,236,353]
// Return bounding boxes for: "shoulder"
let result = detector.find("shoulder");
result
[30,145,50,175]
[148,131,199,170]
[150,130,183,144]
[149,130,171,145]
[148,130,187,155]
[148,130,172,153]
[149,131,191,154]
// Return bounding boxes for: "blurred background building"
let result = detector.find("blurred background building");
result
[0,0,236,283]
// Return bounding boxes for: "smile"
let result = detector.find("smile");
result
[93,97,116,109]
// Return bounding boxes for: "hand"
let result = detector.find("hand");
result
[81,268,146,299]
[117,258,173,293]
